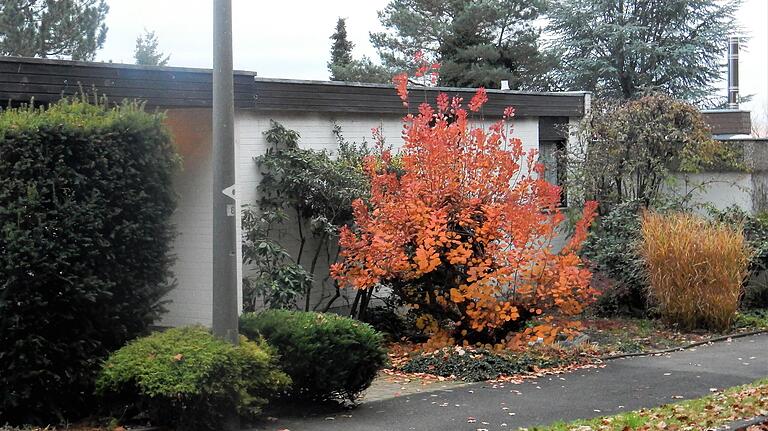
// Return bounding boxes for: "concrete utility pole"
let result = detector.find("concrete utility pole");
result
[212,0,239,345]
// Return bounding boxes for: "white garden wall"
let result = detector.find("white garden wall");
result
[671,172,754,213]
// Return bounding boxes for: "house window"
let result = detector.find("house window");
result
[539,117,569,207]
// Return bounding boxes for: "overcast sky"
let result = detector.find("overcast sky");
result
[96,0,768,115]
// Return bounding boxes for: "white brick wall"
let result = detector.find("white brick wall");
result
[158,106,548,326]
[160,109,214,327]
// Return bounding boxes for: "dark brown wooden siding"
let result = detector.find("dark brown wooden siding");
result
[0,56,258,108]
[702,110,752,135]
[0,57,586,117]
[252,79,585,117]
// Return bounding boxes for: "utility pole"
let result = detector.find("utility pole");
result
[212,0,239,345]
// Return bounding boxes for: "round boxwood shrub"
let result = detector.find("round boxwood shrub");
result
[0,100,178,424]
[96,327,290,431]
[239,310,388,401]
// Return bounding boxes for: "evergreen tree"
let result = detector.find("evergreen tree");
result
[134,29,170,66]
[547,0,742,102]
[328,17,354,75]
[0,0,108,60]
[329,57,391,83]
[370,0,554,90]
[328,17,390,83]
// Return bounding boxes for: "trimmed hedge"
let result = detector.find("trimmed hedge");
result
[240,310,388,401]
[96,327,290,431]
[0,100,178,424]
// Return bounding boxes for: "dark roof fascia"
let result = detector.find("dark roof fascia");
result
[0,55,257,76]
[252,76,589,97]
[0,56,586,117]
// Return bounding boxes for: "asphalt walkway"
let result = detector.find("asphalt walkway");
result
[258,333,768,431]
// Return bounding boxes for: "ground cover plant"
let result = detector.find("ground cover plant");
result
[96,327,289,431]
[526,378,768,430]
[0,100,178,424]
[332,59,598,349]
[399,345,594,382]
[240,310,388,401]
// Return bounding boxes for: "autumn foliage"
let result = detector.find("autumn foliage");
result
[331,65,598,348]
[641,212,749,332]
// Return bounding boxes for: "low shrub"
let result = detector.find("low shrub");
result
[96,327,290,431]
[743,273,768,310]
[400,346,582,382]
[710,206,768,309]
[733,310,768,330]
[0,100,178,424]
[360,305,408,339]
[360,305,428,342]
[640,212,750,331]
[581,201,648,317]
[240,310,388,401]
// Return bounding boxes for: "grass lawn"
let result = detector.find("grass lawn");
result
[524,379,768,431]
[583,310,768,356]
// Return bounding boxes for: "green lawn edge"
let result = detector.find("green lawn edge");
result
[523,378,768,430]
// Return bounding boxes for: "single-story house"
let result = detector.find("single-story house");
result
[0,56,590,327]
[3,57,765,327]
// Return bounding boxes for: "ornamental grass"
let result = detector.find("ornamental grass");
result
[640,212,750,331]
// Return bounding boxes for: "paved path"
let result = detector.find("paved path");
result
[257,334,768,431]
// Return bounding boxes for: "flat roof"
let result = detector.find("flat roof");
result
[0,56,586,117]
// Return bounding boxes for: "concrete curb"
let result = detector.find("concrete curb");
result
[599,329,768,361]
[721,416,767,430]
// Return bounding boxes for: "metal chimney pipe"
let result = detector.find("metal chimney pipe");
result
[728,36,740,110]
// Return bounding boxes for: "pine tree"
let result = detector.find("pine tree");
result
[370,0,555,90]
[134,29,170,66]
[0,0,108,60]
[547,0,742,102]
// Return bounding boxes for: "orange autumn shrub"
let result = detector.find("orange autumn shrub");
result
[331,65,598,347]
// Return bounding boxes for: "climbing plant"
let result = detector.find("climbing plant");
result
[243,121,371,312]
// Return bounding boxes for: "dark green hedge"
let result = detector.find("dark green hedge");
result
[0,100,179,424]
[240,310,388,401]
